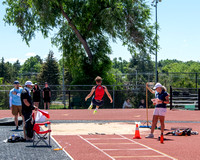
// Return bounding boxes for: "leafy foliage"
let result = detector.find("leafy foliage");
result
[0,58,15,83]
[3,0,156,84]
[20,55,42,74]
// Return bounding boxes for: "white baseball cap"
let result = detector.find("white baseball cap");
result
[25,81,33,86]
[153,83,163,89]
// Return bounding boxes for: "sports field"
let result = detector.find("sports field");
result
[1,108,200,160]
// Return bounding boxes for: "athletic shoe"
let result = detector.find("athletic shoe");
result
[16,126,18,130]
[93,110,97,114]
[88,104,93,110]
[145,133,154,138]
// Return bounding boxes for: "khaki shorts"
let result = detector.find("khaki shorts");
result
[12,105,22,116]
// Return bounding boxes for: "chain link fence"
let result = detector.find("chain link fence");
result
[0,84,152,110]
[1,72,200,110]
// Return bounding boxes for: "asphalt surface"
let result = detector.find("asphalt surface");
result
[0,126,72,160]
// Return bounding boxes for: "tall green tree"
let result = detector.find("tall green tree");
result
[13,60,21,77]
[0,58,13,83]
[20,55,42,74]
[127,52,154,85]
[112,57,129,73]
[38,51,60,85]
[3,0,155,84]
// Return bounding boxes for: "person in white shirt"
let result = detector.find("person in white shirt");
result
[122,98,132,109]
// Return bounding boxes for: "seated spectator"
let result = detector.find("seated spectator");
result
[122,98,132,109]
[138,99,146,108]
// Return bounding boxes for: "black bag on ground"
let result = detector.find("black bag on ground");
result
[165,128,192,136]
[7,134,26,143]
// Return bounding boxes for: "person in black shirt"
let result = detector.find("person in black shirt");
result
[21,81,37,140]
[32,83,41,108]
[43,82,51,109]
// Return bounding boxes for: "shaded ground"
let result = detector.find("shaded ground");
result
[0,126,71,160]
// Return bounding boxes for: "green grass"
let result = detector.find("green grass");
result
[50,104,69,109]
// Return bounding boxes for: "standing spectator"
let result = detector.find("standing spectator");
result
[9,80,23,130]
[43,82,51,110]
[122,98,132,109]
[21,81,37,140]
[145,82,169,139]
[32,83,41,108]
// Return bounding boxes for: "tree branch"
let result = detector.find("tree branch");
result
[87,6,111,31]
[60,4,93,62]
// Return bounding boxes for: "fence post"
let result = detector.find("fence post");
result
[157,71,159,82]
[196,73,198,89]
[198,88,200,110]
[112,85,115,108]
[62,89,66,109]
[170,86,172,110]
[68,91,71,109]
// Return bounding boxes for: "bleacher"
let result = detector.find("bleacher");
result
[169,87,199,110]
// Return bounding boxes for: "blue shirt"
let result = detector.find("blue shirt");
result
[9,87,23,106]
[155,90,168,108]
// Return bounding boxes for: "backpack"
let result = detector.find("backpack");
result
[166,128,192,136]
[7,134,26,143]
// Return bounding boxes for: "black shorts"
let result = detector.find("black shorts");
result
[43,97,51,103]
[92,98,104,107]
[22,113,32,121]
[33,97,40,102]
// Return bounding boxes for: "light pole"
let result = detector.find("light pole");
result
[152,0,161,83]
[62,54,66,109]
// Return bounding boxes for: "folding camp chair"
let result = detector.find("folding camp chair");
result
[33,109,51,147]
[33,121,51,147]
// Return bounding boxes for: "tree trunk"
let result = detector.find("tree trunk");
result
[60,5,93,62]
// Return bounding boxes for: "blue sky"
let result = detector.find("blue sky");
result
[1,0,200,64]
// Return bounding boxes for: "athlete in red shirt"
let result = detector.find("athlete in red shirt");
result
[85,76,113,114]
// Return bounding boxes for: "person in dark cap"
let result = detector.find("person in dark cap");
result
[9,80,23,130]
[21,81,37,140]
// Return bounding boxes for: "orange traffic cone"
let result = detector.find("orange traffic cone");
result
[133,124,141,139]
[160,134,164,143]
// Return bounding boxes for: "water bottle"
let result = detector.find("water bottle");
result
[12,134,15,141]
[45,123,48,127]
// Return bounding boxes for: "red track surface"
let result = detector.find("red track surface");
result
[1,108,200,121]
[1,109,200,160]
[53,122,200,160]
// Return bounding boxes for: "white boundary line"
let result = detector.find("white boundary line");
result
[102,148,149,151]
[117,134,177,160]
[78,135,115,160]
[85,138,125,140]
[51,135,74,160]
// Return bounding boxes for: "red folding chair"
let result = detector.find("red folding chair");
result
[33,110,51,147]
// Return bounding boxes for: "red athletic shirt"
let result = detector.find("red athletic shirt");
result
[94,85,105,100]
